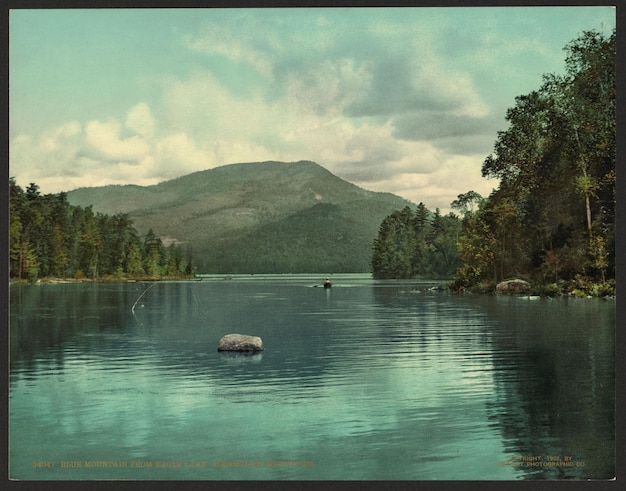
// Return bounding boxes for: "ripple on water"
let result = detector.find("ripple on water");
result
[9,280,615,480]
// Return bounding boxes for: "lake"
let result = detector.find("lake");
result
[9,274,615,480]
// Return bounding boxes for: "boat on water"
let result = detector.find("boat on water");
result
[324,278,332,289]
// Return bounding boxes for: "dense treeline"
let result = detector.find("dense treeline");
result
[9,179,193,281]
[373,30,615,296]
[371,203,461,279]
[453,29,615,296]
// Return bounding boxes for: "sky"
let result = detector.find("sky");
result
[9,7,616,214]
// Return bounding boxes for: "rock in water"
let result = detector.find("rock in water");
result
[496,279,531,295]
[218,334,264,352]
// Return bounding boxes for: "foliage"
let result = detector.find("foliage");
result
[203,202,379,273]
[452,29,615,294]
[67,161,413,274]
[371,205,462,279]
[9,178,192,281]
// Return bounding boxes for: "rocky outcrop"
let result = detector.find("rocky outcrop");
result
[496,278,531,295]
[217,334,264,352]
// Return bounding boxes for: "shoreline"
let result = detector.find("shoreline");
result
[9,275,197,285]
[9,274,615,299]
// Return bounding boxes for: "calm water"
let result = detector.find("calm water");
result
[9,275,615,480]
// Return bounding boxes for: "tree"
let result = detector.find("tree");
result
[453,198,497,290]
[184,244,194,276]
[166,243,183,276]
[48,193,71,277]
[372,207,415,279]
[372,205,461,279]
[16,238,40,280]
[78,206,100,278]
[126,241,145,277]
[143,229,166,276]
[50,224,69,277]
[9,178,24,278]
[8,179,162,280]
[451,191,484,218]
[427,209,462,278]
[454,29,615,291]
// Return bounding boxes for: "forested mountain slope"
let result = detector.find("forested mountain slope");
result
[67,160,414,273]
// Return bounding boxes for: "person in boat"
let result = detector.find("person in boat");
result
[324,278,332,288]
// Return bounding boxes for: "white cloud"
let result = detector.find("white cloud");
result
[9,10,513,212]
[285,58,373,117]
[182,19,280,77]
[83,119,151,163]
[155,133,205,171]
[126,102,156,138]
[209,139,280,167]
[10,54,497,216]
[10,122,83,183]
[346,151,497,214]
[10,6,617,223]
[162,71,266,136]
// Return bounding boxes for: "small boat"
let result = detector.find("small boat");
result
[324,278,332,289]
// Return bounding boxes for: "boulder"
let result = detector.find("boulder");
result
[496,278,531,295]
[218,333,264,352]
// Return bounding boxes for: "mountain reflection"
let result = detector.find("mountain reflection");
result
[9,279,614,480]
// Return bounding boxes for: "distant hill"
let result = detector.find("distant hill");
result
[67,160,415,273]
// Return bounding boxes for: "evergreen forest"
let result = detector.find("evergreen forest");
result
[372,30,615,296]
[9,179,193,281]
[371,204,462,279]
[9,29,615,293]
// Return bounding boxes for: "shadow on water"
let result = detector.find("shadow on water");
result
[368,286,615,479]
[9,279,615,480]
[480,296,615,480]
[10,283,138,381]
[218,352,264,364]
[10,281,374,392]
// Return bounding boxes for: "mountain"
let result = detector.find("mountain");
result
[66,160,415,273]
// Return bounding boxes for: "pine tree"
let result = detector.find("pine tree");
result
[143,229,165,276]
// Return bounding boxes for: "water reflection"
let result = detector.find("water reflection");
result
[481,296,615,479]
[219,352,264,363]
[9,279,614,480]
[10,283,137,383]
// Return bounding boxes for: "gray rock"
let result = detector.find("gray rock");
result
[217,333,264,352]
[496,278,531,295]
